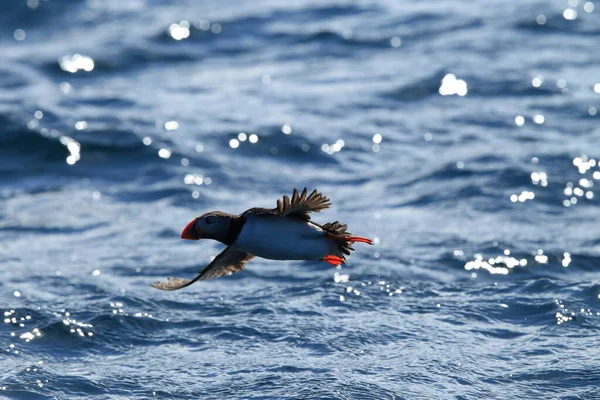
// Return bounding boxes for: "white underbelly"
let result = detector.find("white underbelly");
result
[233,215,331,260]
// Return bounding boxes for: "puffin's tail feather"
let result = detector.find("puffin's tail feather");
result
[322,221,352,257]
[322,221,372,257]
[345,236,373,245]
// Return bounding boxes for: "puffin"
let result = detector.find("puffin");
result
[152,188,373,291]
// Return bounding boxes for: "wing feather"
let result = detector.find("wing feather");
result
[152,247,254,291]
[275,188,331,221]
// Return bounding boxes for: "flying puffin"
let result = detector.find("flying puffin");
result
[152,188,373,291]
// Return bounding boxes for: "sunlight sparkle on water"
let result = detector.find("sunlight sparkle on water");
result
[75,121,87,130]
[164,121,179,130]
[573,156,594,173]
[510,191,534,203]
[562,155,598,206]
[464,249,536,275]
[184,174,207,186]
[515,116,525,126]
[534,249,548,264]
[14,29,26,41]
[563,8,578,20]
[169,21,190,40]
[579,178,593,188]
[28,119,39,130]
[158,149,171,159]
[195,20,210,30]
[555,300,575,325]
[466,254,511,275]
[531,172,548,186]
[334,272,349,283]
[20,328,41,342]
[60,310,94,337]
[562,252,572,267]
[60,81,72,94]
[321,139,345,154]
[536,14,547,25]
[439,74,467,96]
[60,136,81,165]
[59,54,94,73]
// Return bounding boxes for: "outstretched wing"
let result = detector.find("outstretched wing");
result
[196,247,254,281]
[275,188,331,221]
[152,247,254,291]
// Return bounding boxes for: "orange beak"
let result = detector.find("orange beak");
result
[181,218,200,240]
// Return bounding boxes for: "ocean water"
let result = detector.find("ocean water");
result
[1,0,600,398]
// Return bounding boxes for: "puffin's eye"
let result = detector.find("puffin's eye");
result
[205,216,215,225]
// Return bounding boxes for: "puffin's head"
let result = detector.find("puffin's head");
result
[181,211,232,241]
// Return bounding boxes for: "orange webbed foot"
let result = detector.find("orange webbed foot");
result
[321,255,345,266]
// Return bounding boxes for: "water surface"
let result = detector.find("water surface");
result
[1,1,599,398]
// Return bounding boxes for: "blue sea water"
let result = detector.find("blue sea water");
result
[1,0,600,398]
